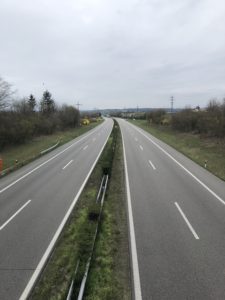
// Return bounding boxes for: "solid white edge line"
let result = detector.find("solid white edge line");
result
[0,200,31,230]
[139,145,143,151]
[19,122,112,300]
[0,122,106,195]
[121,130,142,300]
[148,160,156,170]
[83,145,88,150]
[130,123,225,206]
[175,202,200,240]
[62,160,73,170]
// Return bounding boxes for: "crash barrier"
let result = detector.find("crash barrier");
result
[40,140,60,155]
[0,140,60,178]
[66,175,109,300]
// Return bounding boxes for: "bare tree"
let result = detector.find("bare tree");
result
[12,98,30,114]
[0,77,14,109]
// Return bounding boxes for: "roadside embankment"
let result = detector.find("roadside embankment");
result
[130,119,225,181]
[0,122,101,177]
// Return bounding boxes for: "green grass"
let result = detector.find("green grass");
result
[30,120,131,300]
[0,122,101,172]
[84,122,131,300]
[130,119,225,181]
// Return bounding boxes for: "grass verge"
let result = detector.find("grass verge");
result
[0,122,101,173]
[130,119,225,181]
[30,120,131,300]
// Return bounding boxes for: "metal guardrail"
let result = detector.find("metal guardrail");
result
[66,174,109,300]
[40,140,60,155]
[0,140,61,178]
[66,260,80,300]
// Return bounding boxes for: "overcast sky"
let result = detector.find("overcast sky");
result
[0,0,225,109]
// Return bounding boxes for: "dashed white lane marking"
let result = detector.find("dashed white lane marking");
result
[148,160,156,170]
[62,160,73,170]
[131,124,225,206]
[0,124,105,195]
[0,200,31,231]
[175,202,200,240]
[83,145,88,150]
[139,145,143,151]
[92,138,96,142]
[135,137,138,141]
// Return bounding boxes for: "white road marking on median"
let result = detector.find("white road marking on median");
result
[19,126,112,300]
[121,131,142,300]
[148,160,156,170]
[62,160,73,170]
[0,200,31,231]
[139,145,143,151]
[131,124,225,206]
[83,145,88,150]
[175,202,199,240]
[0,124,105,195]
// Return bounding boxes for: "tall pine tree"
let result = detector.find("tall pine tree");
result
[28,94,36,112]
[40,90,55,114]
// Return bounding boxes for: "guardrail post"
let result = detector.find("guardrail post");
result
[0,158,2,172]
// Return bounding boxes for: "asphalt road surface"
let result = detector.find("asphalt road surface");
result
[0,118,113,300]
[118,119,225,300]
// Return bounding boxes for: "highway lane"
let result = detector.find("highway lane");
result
[118,119,225,300]
[0,118,113,300]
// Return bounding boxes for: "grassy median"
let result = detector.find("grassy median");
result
[30,120,131,300]
[130,119,225,181]
[84,122,131,300]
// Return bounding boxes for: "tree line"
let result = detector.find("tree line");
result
[0,77,80,148]
[146,99,225,138]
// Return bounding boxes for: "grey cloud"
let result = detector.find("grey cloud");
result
[0,0,225,109]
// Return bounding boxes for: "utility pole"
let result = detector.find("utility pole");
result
[170,96,174,114]
[76,101,82,111]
